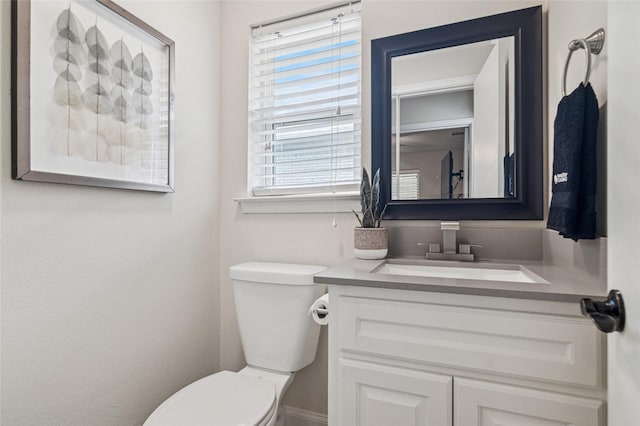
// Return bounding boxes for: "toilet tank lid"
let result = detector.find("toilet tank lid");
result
[230,262,327,285]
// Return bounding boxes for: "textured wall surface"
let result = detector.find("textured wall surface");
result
[220,0,538,416]
[219,0,607,416]
[1,0,609,423]
[0,1,222,424]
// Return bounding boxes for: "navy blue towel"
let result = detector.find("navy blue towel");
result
[547,83,599,240]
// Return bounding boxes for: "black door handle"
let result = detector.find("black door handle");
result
[580,289,625,333]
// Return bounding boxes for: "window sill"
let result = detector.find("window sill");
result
[235,192,360,214]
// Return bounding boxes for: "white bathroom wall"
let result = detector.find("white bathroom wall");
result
[399,92,474,125]
[472,45,500,197]
[0,0,609,424]
[219,1,355,417]
[220,0,604,417]
[0,1,222,425]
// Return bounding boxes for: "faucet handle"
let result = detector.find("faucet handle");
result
[418,242,441,254]
[458,244,483,255]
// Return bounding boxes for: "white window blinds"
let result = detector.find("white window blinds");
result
[392,171,420,200]
[249,5,361,196]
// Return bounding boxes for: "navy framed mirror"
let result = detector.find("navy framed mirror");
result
[371,6,543,220]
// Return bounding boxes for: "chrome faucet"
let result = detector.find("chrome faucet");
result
[418,222,482,262]
[441,222,459,254]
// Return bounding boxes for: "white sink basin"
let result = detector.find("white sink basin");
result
[375,262,548,284]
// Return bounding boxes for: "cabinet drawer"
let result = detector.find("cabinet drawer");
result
[454,378,604,426]
[338,295,602,387]
[338,358,452,426]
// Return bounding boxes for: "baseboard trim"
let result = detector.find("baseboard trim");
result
[282,405,328,426]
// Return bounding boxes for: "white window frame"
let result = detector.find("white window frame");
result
[238,2,362,213]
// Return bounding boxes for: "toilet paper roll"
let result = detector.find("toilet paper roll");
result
[308,293,329,326]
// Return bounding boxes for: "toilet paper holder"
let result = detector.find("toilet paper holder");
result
[314,307,328,318]
[309,294,330,325]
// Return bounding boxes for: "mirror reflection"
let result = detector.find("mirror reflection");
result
[391,36,515,200]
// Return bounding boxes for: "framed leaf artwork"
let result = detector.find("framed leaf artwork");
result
[11,0,175,192]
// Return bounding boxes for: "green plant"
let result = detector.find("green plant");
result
[353,168,387,228]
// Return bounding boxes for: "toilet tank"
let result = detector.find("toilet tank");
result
[230,262,327,373]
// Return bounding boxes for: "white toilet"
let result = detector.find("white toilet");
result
[144,262,327,426]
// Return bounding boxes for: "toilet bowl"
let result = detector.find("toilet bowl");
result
[144,262,326,426]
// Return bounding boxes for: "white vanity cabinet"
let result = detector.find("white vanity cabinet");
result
[328,285,606,426]
[339,359,452,426]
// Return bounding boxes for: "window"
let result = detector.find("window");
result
[392,171,421,200]
[248,4,362,196]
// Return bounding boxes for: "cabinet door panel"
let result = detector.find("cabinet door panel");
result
[339,359,452,426]
[454,378,604,426]
[338,295,602,387]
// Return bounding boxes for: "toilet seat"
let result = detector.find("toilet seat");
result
[144,371,277,426]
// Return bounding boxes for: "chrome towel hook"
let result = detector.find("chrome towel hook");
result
[562,28,605,96]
